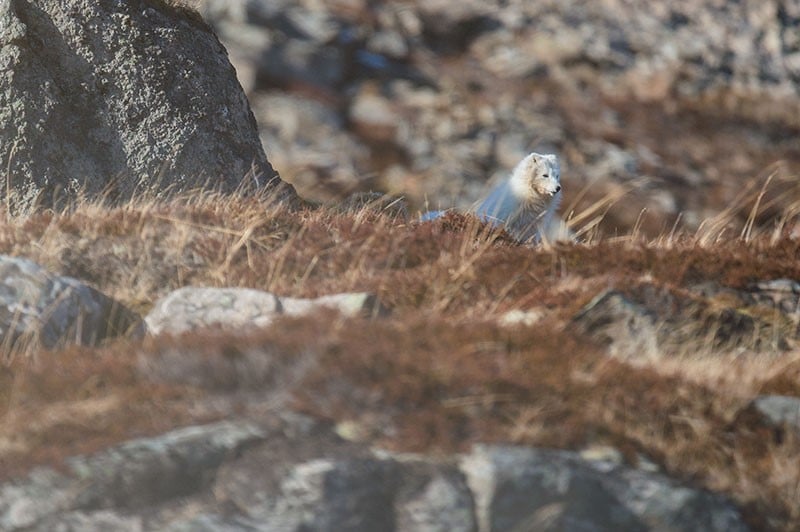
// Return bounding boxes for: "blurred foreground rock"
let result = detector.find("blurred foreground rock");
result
[462,445,748,532]
[0,0,295,209]
[0,421,265,531]
[0,255,142,352]
[0,418,750,531]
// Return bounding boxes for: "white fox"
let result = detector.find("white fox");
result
[474,152,562,244]
[421,152,563,244]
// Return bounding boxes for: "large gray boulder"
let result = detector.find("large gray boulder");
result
[0,255,143,351]
[0,0,295,208]
[0,421,752,531]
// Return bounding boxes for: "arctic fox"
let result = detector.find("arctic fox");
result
[473,152,562,244]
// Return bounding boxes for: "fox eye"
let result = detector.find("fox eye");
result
[543,174,549,178]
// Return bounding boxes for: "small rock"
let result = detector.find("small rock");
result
[281,292,382,319]
[748,395,800,429]
[285,6,339,43]
[350,84,400,142]
[578,445,624,465]
[0,255,143,351]
[571,289,660,361]
[368,30,409,60]
[334,420,372,443]
[145,287,382,335]
[749,279,800,315]
[499,309,545,327]
[145,287,280,335]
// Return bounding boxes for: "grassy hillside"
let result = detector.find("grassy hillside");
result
[1,190,800,529]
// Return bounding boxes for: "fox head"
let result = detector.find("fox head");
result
[510,152,561,199]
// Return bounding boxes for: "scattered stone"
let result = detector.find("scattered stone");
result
[460,444,749,532]
[145,286,383,335]
[571,289,660,361]
[578,445,624,465]
[0,255,143,352]
[0,0,295,209]
[349,83,400,143]
[367,30,409,60]
[744,395,800,431]
[498,309,545,328]
[334,420,373,443]
[281,293,383,319]
[749,279,800,316]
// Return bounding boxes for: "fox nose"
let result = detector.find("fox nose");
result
[555,185,561,193]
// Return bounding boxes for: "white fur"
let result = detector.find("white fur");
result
[473,152,562,244]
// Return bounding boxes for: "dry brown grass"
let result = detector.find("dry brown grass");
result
[0,188,799,529]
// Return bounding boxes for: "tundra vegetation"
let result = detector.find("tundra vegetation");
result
[0,183,799,530]
[2,0,800,529]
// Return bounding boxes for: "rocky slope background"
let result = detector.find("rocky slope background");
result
[195,0,800,237]
[2,0,800,531]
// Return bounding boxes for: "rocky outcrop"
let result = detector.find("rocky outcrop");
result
[0,418,750,531]
[145,287,383,335]
[572,281,799,360]
[0,0,295,209]
[0,255,142,352]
